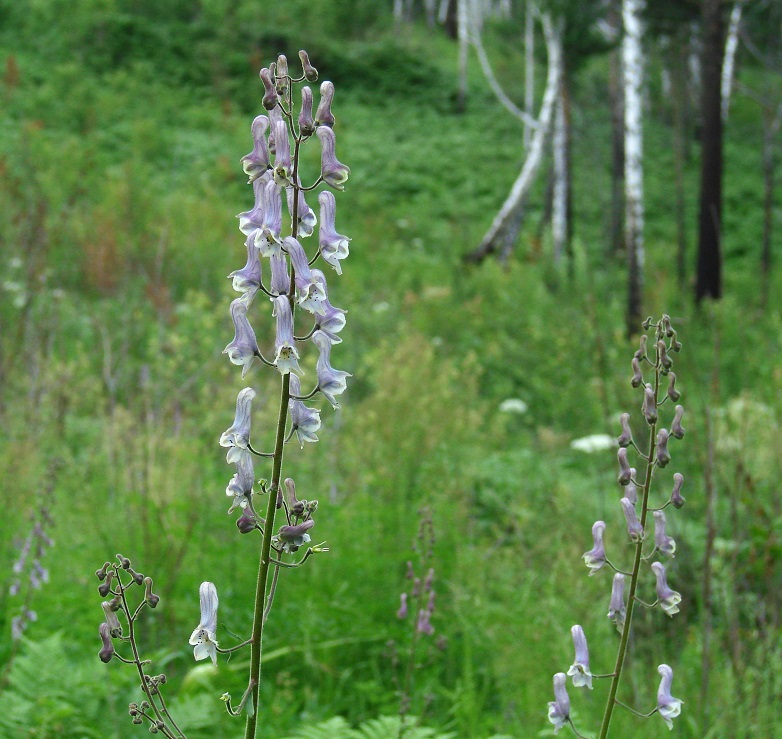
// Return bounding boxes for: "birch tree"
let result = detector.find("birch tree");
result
[722,1,744,121]
[623,0,645,335]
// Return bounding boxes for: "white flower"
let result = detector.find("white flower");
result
[499,398,528,414]
[189,582,219,665]
[570,434,616,453]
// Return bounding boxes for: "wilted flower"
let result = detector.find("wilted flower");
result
[651,562,681,617]
[567,625,592,689]
[189,582,219,665]
[547,673,570,734]
[582,521,606,575]
[657,664,683,730]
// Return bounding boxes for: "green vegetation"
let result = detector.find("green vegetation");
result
[0,3,780,737]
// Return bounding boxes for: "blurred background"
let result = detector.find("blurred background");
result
[0,0,780,736]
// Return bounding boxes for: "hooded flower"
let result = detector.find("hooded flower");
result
[226,451,254,513]
[608,573,626,629]
[653,510,676,557]
[314,80,335,127]
[316,126,349,190]
[621,497,644,541]
[272,295,303,376]
[657,664,683,730]
[223,298,259,377]
[286,180,317,238]
[567,625,593,689]
[284,237,327,315]
[298,85,315,136]
[314,290,347,344]
[547,673,570,734]
[312,330,350,408]
[318,190,350,274]
[228,235,262,297]
[269,253,290,296]
[240,114,270,182]
[651,562,682,617]
[582,521,606,575]
[219,387,256,452]
[254,179,283,257]
[275,519,314,553]
[288,373,321,446]
[189,582,219,665]
[272,119,292,185]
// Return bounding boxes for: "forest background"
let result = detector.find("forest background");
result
[0,0,780,737]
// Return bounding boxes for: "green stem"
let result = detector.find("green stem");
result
[598,354,661,739]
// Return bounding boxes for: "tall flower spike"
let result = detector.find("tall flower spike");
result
[656,664,683,730]
[223,299,259,377]
[670,472,685,508]
[272,120,292,186]
[316,126,350,190]
[582,520,606,575]
[314,80,335,127]
[653,510,676,557]
[608,573,626,629]
[567,625,593,689]
[272,295,303,376]
[220,387,256,451]
[288,373,321,446]
[621,497,644,541]
[228,235,262,297]
[547,673,570,734]
[189,582,219,665]
[241,115,270,182]
[651,562,682,616]
[312,330,351,408]
[318,190,351,274]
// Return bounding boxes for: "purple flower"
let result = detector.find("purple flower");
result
[259,67,277,110]
[617,412,633,447]
[298,50,318,82]
[276,519,315,553]
[237,172,271,237]
[223,298,259,377]
[642,383,658,424]
[288,374,321,446]
[416,608,434,635]
[582,521,606,575]
[298,85,315,136]
[653,510,676,557]
[608,573,626,628]
[547,673,570,734]
[189,582,219,665]
[314,80,335,127]
[316,126,350,190]
[254,180,283,257]
[269,253,290,296]
[286,181,317,238]
[272,295,303,376]
[219,387,256,452]
[624,471,638,505]
[98,622,115,663]
[101,601,122,638]
[228,236,262,297]
[657,664,683,730]
[396,592,408,619]
[315,294,347,344]
[272,119,292,185]
[670,473,685,508]
[617,448,633,486]
[318,191,350,274]
[567,625,592,689]
[671,404,685,439]
[656,428,671,467]
[621,497,644,541]
[240,114,270,183]
[651,562,681,617]
[226,451,254,513]
[667,372,681,401]
[284,237,327,314]
[312,330,350,408]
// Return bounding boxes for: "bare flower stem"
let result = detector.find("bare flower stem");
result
[598,346,661,739]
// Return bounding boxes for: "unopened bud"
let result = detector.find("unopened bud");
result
[96,562,112,581]
[236,511,256,534]
[617,413,633,447]
[259,68,278,110]
[617,448,633,486]
[657,340,672,372]
[621,497,644,541]
[660,314,673,337]
[634,334,647,360]
[642,384,658,425]
[671,405,685,439]
[275,54,289,93]
[656,429,671,468]
[667,372,681,402]
[625,471,638,505]
[98,570,114,598]
[670,473,685,508]
[315,81,335,127]
[127,567,144,586]
[98,622,115,663]
[284,477,299,506]
[642,316,654,330]
[116,554,131,570]
[670,332,682,352]
[144,577,160,608]
[298,86,315,136]
[631,357,643,388]
[299,50,318,81]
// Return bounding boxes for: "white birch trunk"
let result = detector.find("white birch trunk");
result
[552,90,567,263]
[425,0,437,27]
[438,0,450,24]
[722,1,743,121]
[524,0,535,150]
[394,0,404,23]
[623,0,645,328]
[469,15,562,259]
[457,0,470,111]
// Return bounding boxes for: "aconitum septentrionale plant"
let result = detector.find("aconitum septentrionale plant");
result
[547,316,685,737]
[93,50,350,739]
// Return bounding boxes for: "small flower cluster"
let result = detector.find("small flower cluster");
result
[548,316,685,735]
[8,505,54,641]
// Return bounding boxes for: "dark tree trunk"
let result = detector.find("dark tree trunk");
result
[673,35,689,289]
[444,0,458,40]
[761,117,775,304]
[695,0,724,302]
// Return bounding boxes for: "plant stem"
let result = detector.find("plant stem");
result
[598,352,661,739]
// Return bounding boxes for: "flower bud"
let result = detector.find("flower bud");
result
[236,511,256,534]
[617,448,633,486]
[621,497,644,541]
[624,471,638,505]
[127,567,144,586]
[631,357,643,388]
[608,573,626,628]
[299,50,318,81]
[397,592,408,619]
[642,384,658,425]
[582,520,606,575]
[653,510,676,556]
[298,86,315,137]
[657,340,672,372]
[666,372,681,401]
[656,428,671,468]
[96,562,111,581]
[670,473,685,508]
[634,334,647,360]
[617,412,633,447]
[671,405,685,439]
[259,68,278,110]
[275,54,289,94]
[315,80,335,127]
[98,622,115,663]
[102,601,123,637]
[116,554,131,570]
[284,477,299,507]
[144,577,160,608]
[316,126,350,190]
[98,570,114,598]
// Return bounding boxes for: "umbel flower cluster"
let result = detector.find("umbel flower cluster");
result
[94,51,350,738]
[548,316,685,737]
